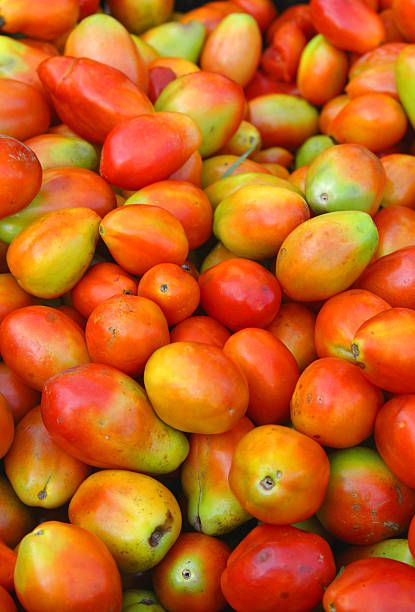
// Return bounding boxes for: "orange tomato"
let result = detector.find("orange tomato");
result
[380,154,415,208]
[223,328,299,425]
[266,301,317,371]
[229,424,330,524]
[0,395,13,460]
[0,476,34,548]
[330,94,407,153]
[374,205,415,259]
[0,79,50,141]
[314,289,391,361]
[0,274,37,325]
[0,586,16,612]
[99,205,189,276]
[170,315,231,347]
[291,357,383,448]
[138,263,200,326]
[71,262,138,319]
[0,363,40,424]
[393,0,415,41]
[0,305,90,391]
[14,522,122,612]
[85,295,170,376]
[318,94,350,134]
[144,341,249,434]
[0,540,17,592]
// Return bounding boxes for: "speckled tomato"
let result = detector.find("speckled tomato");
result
[221,524,336,612]
[317,447,415,545]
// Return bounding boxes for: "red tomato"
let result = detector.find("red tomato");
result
[199,258,281,331]
[223,328,299,425]
[323,558,415,611]
[0,363,40,424]
[375,395,415,489]
[221,524,336,612]
[170,315,231,347]
[310,0,386,54]
[0,136,41,219]
[71,262,138,319]
[0,79,50,141]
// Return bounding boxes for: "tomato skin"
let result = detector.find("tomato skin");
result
[223,328,299,425]
[374,206,415,261]
[99,205,189,277]
[266,5,316,43]
[261,22,307,83]
[71,262,138,319]
[0,363,40,423]
[0,586,16,612]
[100,112,201,190]
[356,246,415,308]
[0,274,37,326]
[291,357,383,448]
[0,136,41,220]
[144,341,249,435]
[266,302,316,371]
[0,395,14,460]
[42,362,189,472]
[124,179,212,250]
[314,288,391,362]
[375,395,415,489]
[0,305,90,392]
[138,263,200,326]
[199,258,281,331]
[181,417,254,536]
[351,307,415,393]
[221,524,336,612]
[380,154,415,209]
[317,447,415,545]
[393,0,415,42]
[38,56,153,144]
[0,79,50,142]
[0,0,79,40]
[229,424,330,524]
[0,540,17,592]
[323,558,415,612]
[153,532,230,612]
[170,315,231,347]
[310,0,386,54]
[14,521,122,612]
[5,405,90,509]
[85,295,170,376]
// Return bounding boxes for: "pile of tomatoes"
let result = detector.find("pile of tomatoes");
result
[2,0,415,610]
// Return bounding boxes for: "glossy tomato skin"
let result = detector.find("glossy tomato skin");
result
[0,136,41,220]
[375,395,415,489]
[14,521,122,612]
[291,357,383,448]
[100,112,201,190]
[374,206,415,260]
[310,0,385,54]
[221,524,336,612]
[153,532,230,612]
[356,246,415,308]
[0,305,90,391]
[223,328,299,425]
[0,79,50,141]
[323,558,415,611]
[229,424,330,524]
[266,302,317,371]
[317,447,415,545]
[170,315,231,348]
[351,307,415,393]
[199,258,281,331]
[41,362,189,473]
[0,0,79,40]
[0,363,40,423]
[38,56,153,143]
[314,289,391,362]
[144,341,249,435]
[0,274,37,325]
[71,262,138,319]
[99,205,189,276]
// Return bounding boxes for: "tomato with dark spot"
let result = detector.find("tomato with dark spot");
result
[221,524,336,612]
